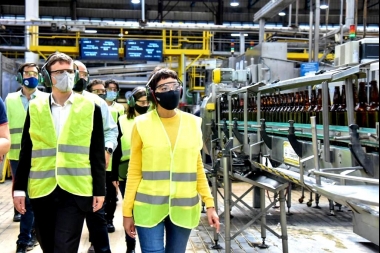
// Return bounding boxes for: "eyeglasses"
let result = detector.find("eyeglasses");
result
[155,81,181,93]
[136,99,150,106]
[91,89,106,95]
[106,88,118,92]
[79,71,89,79]
[50,69,75,76]
[23,71,39,78]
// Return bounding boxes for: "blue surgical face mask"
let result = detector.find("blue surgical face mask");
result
[23,77,39,89]
[106,91,117,101]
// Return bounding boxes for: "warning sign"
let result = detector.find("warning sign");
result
[283,141,300,166]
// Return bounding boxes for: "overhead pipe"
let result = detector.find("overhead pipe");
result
[1,19,377,33]
[339,0,344,44]
[308,0,314,62]
[141,0,146,23]
[288,4,292,27]
[363,0,368,38]
[70,0,77,21]
[324,0,356,39]
[314,0,320,62]
[295,0,299,27]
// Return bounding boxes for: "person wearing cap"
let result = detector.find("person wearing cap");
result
[5,62,48,253]
[13,53,106,253]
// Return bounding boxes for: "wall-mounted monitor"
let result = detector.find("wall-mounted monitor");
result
[79,38,119,61]
[125,40,163,62]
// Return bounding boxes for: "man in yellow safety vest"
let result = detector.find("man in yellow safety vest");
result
[13,53,106,253]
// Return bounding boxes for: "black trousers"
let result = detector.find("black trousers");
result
[30,187,90,253]
[104,171,117,222]
[86,203,111,253]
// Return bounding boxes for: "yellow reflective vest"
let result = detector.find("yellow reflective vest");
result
[118,115,134,161]
[112,102,125,116]
[133,110,203,229]
[5,91,48,160]
[28,94,94,198]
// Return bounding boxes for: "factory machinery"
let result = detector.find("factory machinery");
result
[200,45,379,253]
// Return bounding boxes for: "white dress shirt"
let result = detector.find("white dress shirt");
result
[51,92,74,138]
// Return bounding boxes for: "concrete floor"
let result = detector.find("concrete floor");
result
[0,178,378,253]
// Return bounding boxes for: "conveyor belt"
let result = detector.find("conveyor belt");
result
[232,121,379,148]
[312,184,379,208]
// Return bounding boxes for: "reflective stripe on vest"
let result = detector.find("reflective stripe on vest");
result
[142,171,197,181]
[135,192,199,207]
[133,110,203,229]
[28,94,94,199]
[119,115,134,161]
[5,93,26,160]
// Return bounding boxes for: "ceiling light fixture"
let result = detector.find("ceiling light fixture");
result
[230,0,239,7]
[231,33,248,37]
[278,11,286,16]
[84,29,97,34]
[320,2,329,9]
[131,0,140,4]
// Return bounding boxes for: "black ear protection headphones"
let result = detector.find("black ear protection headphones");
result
[40,53,79,87]
[16,63,42,85]
[145,69,183,103]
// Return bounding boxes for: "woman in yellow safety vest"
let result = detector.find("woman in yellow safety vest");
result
[123,68,220,253]
[112,86,150,253]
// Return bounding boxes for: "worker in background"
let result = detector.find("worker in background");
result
[12,53,106,253]
[112,86,150,253]
[74,62,115,253]
[104,79,125,116]
[0,97,10,162]
[73,60,118,170]
[123,68,220,253]
[5,63,47,253]
[84,79,116,253]
[87,79,119,234]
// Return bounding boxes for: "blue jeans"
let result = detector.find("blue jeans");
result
[10,160,35,245]
[136,216,191,253]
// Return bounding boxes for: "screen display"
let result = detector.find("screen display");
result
[125,40,163,62]
[80,38,119,60]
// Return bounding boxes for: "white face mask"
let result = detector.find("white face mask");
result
[53,72,75,92]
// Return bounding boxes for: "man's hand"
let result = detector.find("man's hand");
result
[123,217,136,238]
[13,196,26,214]
[207,207,220,233]
[92,196,105,212]
[105,151,111,170]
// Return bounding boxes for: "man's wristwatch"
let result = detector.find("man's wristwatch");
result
[105,147,113,155]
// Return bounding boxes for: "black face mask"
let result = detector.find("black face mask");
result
[154,90,180,110]
[98,94,106,100]
[134,104,149,115]
[73,78,87,92]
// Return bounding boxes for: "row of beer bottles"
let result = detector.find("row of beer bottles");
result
[219,81,378,128]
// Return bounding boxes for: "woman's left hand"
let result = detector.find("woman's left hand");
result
[206,207,220,233]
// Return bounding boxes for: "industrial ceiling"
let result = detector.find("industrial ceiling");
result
[1,0,379,27]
